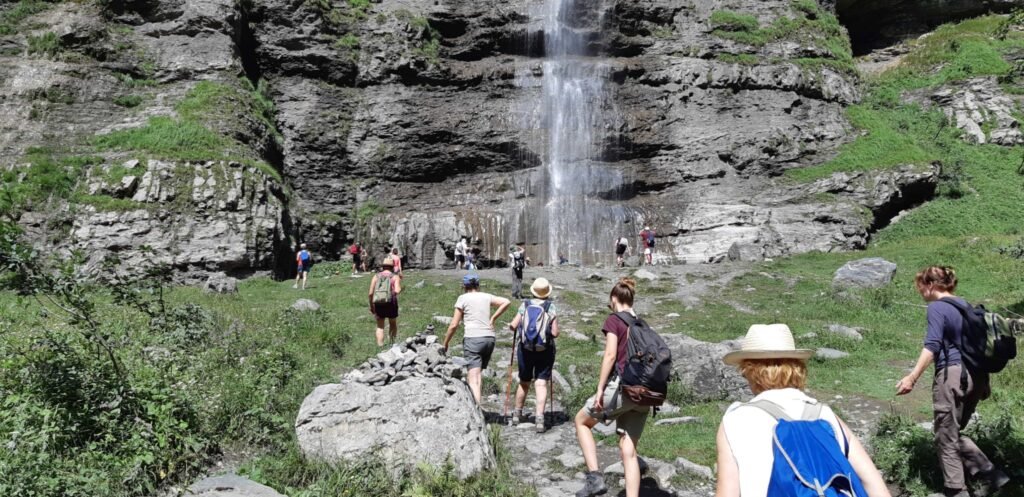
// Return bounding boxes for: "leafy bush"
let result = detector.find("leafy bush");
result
[113,95,143,108]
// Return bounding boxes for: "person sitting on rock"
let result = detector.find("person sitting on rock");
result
[507,277,559,433]
[573,278,650,497]
[443,273,511,404]
[369,256,402,347]
[715,324,891,497]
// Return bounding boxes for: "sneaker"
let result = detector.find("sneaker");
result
[292,284,298,289]
[575,471,607,497]
[510,411,522,426]
[535,419,545,433]
[975,469,1011,497]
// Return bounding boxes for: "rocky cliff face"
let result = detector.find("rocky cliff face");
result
[1,0,978,276]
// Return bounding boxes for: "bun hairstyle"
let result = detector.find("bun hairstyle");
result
[915,265,958,294]
[610,278,637,307]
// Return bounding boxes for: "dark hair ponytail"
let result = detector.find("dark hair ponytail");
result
[610,278,636,307]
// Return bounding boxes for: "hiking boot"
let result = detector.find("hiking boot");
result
[575,471,607,497]
[535,418,545,433]
[510,411,522,426]
[974,469,1011,497]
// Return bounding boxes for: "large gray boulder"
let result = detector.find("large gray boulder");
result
[662,334,751,402]
[291,299,321,312]
[188,475,285,497]
[832,257,897,290]
[203,272,238,294]
[295,376,494,478]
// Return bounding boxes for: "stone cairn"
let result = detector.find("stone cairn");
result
[344,325,468,386]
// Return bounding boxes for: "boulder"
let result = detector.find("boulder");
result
[633,268,658,281]
[188,475,285,497]
[816,348,850,360]
[832,258,897,290]
[295,376,494,478]
[291,299,321,312]
[675,456,714,480]
[826,324,864,341]
[727,242,764,262]
[662,334,751,402]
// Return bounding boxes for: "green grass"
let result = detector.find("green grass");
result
[75,194,144,212]
[93,116,234,161]
[0,0,52,36]
[0,152,102,217]
[27,31,61,57]
[113,95,143,108]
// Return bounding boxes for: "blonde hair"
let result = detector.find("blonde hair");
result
[739,359,807,394]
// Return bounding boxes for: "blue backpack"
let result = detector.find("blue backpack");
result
[519,300,552,352]
[299,250,311,263]
[748,400,866,497]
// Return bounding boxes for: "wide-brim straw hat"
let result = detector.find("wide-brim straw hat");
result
[722,324,813,365]
[530,278,552,299]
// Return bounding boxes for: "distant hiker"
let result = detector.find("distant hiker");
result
[391,247,403,275]
[639,226,655,265]
[510,244,526,299]
[716,324,891,497]
[369,256,402,347]
[293,243,312,289]
[466,250,477,271]
[558,252,568,265]
[349,242,361,275]
[359,246,369,273]
[507,278,559,433]
[455,237,468,270]
[615,236,630,268]
[574,278,671,497]
[443,274,512,404]
[895,267,1011,497]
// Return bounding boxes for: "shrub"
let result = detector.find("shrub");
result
[27,31,61,57]
[709,10,759,33]
[113,95,143,108]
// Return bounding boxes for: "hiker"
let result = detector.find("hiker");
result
[455,237,468,270]
[507,277,559,433]
[390,247,403,275]
[639,226,655,265]
[574,278,662,497]
[359,246,369,273]
[510,244,526,299]
[349,242,361,275]
[368,256,402,347]
[443,274,512,404]
[466,249,477,271]
[293,243,312,289]
[558,252,568,265]
[716,324,891,497]
[615,235,630,268]
[895,266,1010,497]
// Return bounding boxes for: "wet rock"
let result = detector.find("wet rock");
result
[291,299,321,312]
[832,258,897,290]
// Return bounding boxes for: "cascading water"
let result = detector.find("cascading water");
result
[524,0,633,265]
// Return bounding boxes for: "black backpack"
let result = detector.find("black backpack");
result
[939,297,1018,375]
[614,312,672,406]
[512,251,525,270]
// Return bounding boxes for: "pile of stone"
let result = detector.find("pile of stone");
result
[344,326,466,386]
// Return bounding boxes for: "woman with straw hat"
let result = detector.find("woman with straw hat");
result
[507,277,560,433]
[368,256,402,347]
[714,324,891,497]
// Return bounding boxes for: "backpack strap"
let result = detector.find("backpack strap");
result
[746,400,793,422]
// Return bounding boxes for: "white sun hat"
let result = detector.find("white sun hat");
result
[530,278,552,299]
[723,324,813,365]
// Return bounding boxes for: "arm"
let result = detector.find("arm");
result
[508,313,522,332]
[715,423,740,497]
[443,308,464,353]
[896,348,934,395]
[489,296,511,328]
[593,332,618,410]
[838,417,892,497]
[393,277,402,294]
[368,275,377,313]
[550,317,559,338]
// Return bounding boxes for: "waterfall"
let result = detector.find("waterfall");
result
[525,0,631,265]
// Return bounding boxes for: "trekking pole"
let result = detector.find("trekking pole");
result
[502,328,518,421]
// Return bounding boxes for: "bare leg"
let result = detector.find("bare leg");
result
[375,317,386,347]
[620,433,641,497]
[575,409,600,471]
[301,272,307,289]
[467,367,483,404]
[515,381,530,411]
[534,380,548,420]
[388,318,398,344]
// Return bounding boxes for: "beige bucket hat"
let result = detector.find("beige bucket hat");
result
[530,278,552,299]
[723,324,813,365]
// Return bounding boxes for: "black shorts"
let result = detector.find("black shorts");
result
[616,246,627,256]
[353,254,362,265]
[374,301,398,319]
[517,345,555,382]
[456,254,466,264]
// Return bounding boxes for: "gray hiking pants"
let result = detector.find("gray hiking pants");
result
[933,364,994,490]
[511,269,523,298]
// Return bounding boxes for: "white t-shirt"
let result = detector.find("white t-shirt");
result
[617,237,629,247]
[455,241,467,256]
[722,388,846,497]
[455,292,496,339]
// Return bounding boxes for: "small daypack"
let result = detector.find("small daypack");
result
[519,300,552,352]
[748,400,867,497]
[299,250,311,263]
[372,273,394,305]
[939,298,1019,374]
[614,312,672,406]
[645,232,655,247]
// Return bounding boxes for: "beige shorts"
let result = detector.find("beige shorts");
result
[583,377,650,441]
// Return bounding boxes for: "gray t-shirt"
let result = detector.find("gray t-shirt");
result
[924,298,965,371]
[455,291,496,339]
